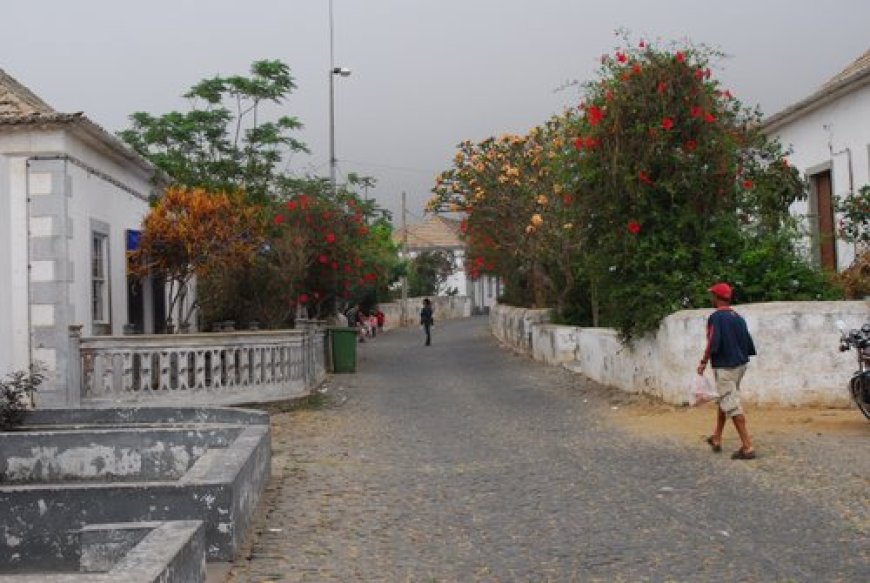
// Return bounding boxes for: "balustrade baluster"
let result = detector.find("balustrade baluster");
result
[159,350,171,391]
[177,350,189,391]
[211,348,221,391]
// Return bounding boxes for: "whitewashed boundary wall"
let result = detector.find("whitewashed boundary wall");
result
[378,296,471,330]
[491,301,869,407]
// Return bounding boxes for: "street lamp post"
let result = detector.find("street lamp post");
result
[329,66,351,196]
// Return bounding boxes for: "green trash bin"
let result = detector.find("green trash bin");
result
[330,327,358,373]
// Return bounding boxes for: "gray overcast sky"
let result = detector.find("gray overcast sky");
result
[2,0,868,221]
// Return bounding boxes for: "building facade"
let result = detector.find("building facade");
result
[394,214,501,313]
[0,69,161,406]
[762,50,870,271]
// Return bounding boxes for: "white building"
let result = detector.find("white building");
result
[394,214,502,314]
[0,69,163,406]
[762,49,869,271]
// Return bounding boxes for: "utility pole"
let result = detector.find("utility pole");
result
[400,191,409,326]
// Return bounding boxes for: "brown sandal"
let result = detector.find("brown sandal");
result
[705,436,722,453]
[731,448,756,460]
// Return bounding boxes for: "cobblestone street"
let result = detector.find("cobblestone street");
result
[227,317,868,582]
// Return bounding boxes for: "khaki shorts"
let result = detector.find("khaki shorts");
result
[714,365,747,417]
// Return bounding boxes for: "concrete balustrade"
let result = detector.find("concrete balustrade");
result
[67,323,327,408]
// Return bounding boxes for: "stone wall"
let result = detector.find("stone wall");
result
[491,301,869,407]
[377,296,471,330]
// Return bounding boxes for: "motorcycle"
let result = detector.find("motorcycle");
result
[837,320,870,420]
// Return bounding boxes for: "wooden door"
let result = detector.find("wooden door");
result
[813,171,837,270]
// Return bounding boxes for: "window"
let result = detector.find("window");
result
[92,232,110,324]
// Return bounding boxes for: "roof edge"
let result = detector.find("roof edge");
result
[761,65,870,133]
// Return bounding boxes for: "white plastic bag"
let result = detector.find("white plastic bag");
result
[689,374,718,406]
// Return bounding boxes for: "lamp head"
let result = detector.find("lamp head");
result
[332,67,352,77]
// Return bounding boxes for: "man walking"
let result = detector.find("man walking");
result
[697,282,757,460]
[420,298,434,346]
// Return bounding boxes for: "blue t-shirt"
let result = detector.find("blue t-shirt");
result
[706,308,756,368]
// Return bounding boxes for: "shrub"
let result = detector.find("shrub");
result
[1,366,44,431]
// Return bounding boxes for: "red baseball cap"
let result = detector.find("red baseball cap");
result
[708,282,732,300]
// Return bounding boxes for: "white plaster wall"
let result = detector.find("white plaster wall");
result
[377,295,471,330]
[0,127,154,382]
[491,301,870,407]
[470,275,502,313]
[0,156,32,375]
[62,133,152,336]
[767,84,870,270]
[444,249,468,296]
[489,304,551,353]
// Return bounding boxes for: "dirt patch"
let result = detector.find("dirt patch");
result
[606,392,870,532]
[610,399,868,446]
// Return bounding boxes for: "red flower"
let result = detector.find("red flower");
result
[605,90,614,101]
[318,254,328,264]
[586,105,603,126]
[656,81,667,94]
[330,261,338,270]
[724,90,733,100]
[298,293,309,304]
[573,137,585,151]
[690,105,702,118]
[325,232,336,244]
[704,112,716,123]
[562,194,574,205]
[661,117,674,131]
[675,51,685,64]
[344,264,352,273]
[639,171,654,186]
[632,63,641,75]
[286,200,297,211]
[705,68,712,79]
[684,139,697,152]
[693,68,704,80]
[358,226,369,236]
[639,40,646,48]
[585,137,599,149]
[742,179,754,189]
[616,51,627,63]
[273,214,284,225]
[627,220,641,235]
[297,194,310,209]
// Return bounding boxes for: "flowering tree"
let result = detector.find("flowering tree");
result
[430,125,583,308]
[199,178,400,327]
[562,39,836,337]
[431,36,837,339]
[130,187,264,331]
